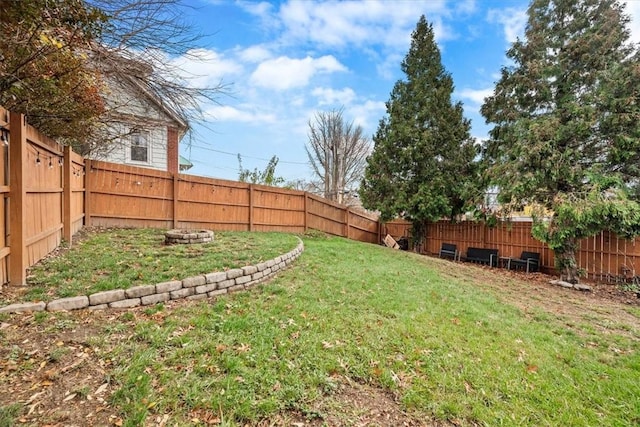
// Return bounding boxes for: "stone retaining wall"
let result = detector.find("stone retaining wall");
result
[0,239,304,314]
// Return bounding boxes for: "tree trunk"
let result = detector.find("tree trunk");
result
[555,236,580,284]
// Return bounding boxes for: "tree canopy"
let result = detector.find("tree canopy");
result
[0,0,224,154]
[360,15,478,232]
[237,155,285,187]
[481,0,640,283]
[0,0,107,140]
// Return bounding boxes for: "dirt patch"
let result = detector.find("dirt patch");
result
[259,379,445,427]
[0,310,120,426]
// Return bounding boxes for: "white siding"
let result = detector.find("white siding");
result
[89,76,174,171]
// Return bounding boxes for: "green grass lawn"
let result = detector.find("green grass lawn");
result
[14,228,299,303]
[3,230,640,426]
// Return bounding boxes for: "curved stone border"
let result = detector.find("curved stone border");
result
[0,238,304,314]
[165,229,214,244]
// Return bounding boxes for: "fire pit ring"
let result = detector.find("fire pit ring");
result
[165,229,214,245]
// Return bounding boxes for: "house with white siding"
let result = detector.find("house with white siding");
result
[89,62,189,174]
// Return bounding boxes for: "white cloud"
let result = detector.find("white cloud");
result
[348,100,386,132]
[311,87,357,106]
[487,7,527,44]
[205,105,276,123]
[623,0,640,44]
[170,48,242,87]
[250,55,347,90]
[457,87,493,107]
[236,1,274,18]
[277,0,455,49]
[236,45,272,63]
[455,0,477,15]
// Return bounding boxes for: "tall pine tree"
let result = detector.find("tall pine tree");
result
[360,15,478,240]
[481,0,640,283]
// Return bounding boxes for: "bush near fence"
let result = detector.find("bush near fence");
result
[1,106,638,286]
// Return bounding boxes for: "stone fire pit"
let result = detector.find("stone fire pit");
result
[165,229,214,245]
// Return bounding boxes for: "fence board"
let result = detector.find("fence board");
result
[0,108,8,285]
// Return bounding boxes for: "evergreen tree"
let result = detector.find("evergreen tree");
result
[360,15,478,238]
[481,0,640,283]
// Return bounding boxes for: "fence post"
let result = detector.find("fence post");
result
[84,159,92,226]
[8,112,26,285]
[172,174,179,229]
[248,184,254,231]
[345,206,350,239]
[63,146,72,244]
[304,192,308,232]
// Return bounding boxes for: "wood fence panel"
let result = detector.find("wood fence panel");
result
[306,194,346,237]
[347,210,379,243]
[0,108,8,285]
[70,151,85,235]
[88,161,173,228]
[252,185,305,233]
[24,124,64,269]
[177,176,250,230]
[578,231,640,281]
[383,219,412,242]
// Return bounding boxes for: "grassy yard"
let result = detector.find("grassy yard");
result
[9,228,299,304]
[1,230,639,426]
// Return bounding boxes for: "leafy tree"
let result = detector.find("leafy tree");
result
[360,15,478,238]
[0,0,107,140]
[306,108,370,203]
[481,0,640,283]
[237,154,285,187]
[0,0,225,153]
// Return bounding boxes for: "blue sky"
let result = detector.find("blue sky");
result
[174,0,640,183]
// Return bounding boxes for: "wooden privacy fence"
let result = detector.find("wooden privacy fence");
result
[5,104,640,287]
[84,160,381,243]
[0,108,85,286]
[421,220,640,281]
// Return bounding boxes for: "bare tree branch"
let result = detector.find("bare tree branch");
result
[306,108,371,204]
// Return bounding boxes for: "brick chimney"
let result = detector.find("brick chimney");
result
[167,126,179,174]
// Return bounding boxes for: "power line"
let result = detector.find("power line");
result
[186,142,309,165]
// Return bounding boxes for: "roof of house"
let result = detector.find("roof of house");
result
[179,155,193,171]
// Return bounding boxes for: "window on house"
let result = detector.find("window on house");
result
[130,130,149,162]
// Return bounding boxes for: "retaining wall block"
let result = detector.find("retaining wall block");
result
[182,275,206,288]
[236,275,251,285]
[205,272,226,284]
[252,271,264,281]
[195,283,218,294]
[156,280,182,293]
[171,288,195,299]
[109,298,141,309]
[90,290,126,305]
[88,304,108,311]
[126,285,157,298]
[141,293,170,306]
[0,302,47,314]
[218,279,236,289]
[226,268,243,279]
[47,296,89,311]
[208,288,228,297]
[229,284,245,292]
[242,265,258,275]
[256,262,268,272]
